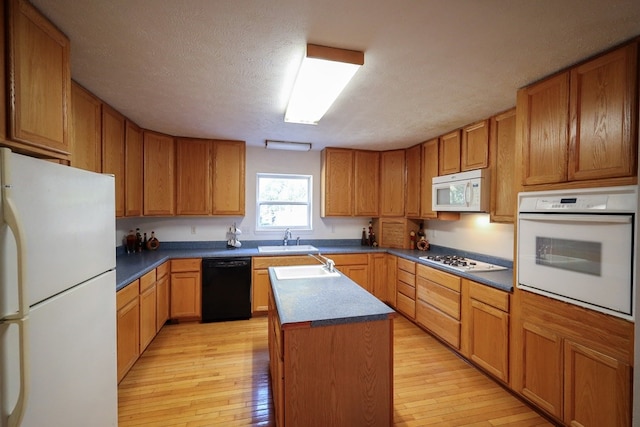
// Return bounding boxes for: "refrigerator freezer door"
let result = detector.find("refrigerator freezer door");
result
[0,150,115,307]
[17,271,117,427]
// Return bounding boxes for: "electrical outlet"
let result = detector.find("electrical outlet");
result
[191,226,196,235]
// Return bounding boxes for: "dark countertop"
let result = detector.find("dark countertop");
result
[268,267,396,327]
[115,243,514,292]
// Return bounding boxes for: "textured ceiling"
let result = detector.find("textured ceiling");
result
[31,0,640,151]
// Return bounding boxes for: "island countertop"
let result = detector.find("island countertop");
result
[268,267,396,327]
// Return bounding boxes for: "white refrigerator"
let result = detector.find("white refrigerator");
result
[0,148,117,427]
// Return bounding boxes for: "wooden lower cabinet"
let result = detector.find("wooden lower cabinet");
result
[138,269,157,353]
[116,280,139,383]
[512,290,633,426]
[332,253,370,291]
[170,258,201,321]
[386,254,397,307]
[369,253,387,301]
[268,287,393,426]
[396,258,416,319]
[156,262,170,332]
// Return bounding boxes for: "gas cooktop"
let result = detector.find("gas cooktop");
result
[418,255,507,273]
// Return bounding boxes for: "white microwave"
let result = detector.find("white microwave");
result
[432,169,490,212]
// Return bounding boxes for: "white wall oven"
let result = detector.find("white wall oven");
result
[517,185,637,320]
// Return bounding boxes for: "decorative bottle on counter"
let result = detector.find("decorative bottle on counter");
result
[126,230,136,254]
[143,232,147,251]
[135,228,142,252]
[361,228,367,246]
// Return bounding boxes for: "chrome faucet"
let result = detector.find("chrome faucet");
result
[308,253,336,272]
[283,228,292,246]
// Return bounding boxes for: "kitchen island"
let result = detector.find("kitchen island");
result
[268,265,396,427]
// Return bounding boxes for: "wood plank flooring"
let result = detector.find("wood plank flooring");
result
[118,315,553,426]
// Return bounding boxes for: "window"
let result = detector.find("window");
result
[256,173,312,230]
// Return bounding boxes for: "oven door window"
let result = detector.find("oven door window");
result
[518,213,633,316]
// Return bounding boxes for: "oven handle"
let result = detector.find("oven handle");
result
[519,213,632,224]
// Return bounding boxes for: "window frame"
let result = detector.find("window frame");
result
[255,173,313,232]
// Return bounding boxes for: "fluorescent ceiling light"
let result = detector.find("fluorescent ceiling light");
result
[284,44,364,125]
[265,140,312,151]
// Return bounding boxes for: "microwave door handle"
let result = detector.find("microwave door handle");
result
[519,213,632,224]
[465,182,470,207]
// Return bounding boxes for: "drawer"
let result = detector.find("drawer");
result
[397,280,415,299]
[397,269,415,287]
[330,253,369,265]
[417,276,460,320]
[416,299,460,349]
[468,280,510,312]
[116,280,139,310]
[398,257,416,274]
[252,255,312,269]
[171,258,201,272]
[416,264,460,292]
[396,292,416,319]
[139,269,156,292]
[156,261,170,279]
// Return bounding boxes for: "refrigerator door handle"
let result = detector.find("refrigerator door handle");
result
[1,317,30,427]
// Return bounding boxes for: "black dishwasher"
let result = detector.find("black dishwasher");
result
[201,257,252,323]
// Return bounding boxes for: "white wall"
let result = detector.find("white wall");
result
[116,146,367,245]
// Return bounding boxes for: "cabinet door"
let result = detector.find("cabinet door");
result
[520,322,563,418]
[569,43,638,181]
[124,120,143,217]
[469,299,509,382]
[489,109,516,223]
[176,138,212,215]
[386,255,397,307]
[404,144,421,218]
[144,131,175,216]
[116,283,139,383]
[439,130,461,175]
[7,0,70,159]
[139,283,157,353]
[339,264,370,292]
[379,150,405,217]
[321,148,353,216]
[563,340,631,427]
[354,150,379,217]
[519,72,570,185]
[170,271,201,320]
[369,253,387,302]
[461,119,489,171]
[252,269,270,314]
[212,140,246,215]
[420,138,439,219]
[156,274,169,332]
[70,82,101,172]
[102,104,126,217]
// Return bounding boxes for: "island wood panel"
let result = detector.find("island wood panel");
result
[101,104,126,217]
[212,140,245,215]
[404,144,421,218]
[124,120,143,217]
[176,138,212,215]
[143,131,175,216]
[7,0,70,158]
[461,119,489,171]
[439,129,461,175]
[568,42,638,181]
[70,81,102,172]
[283,319,393,427]
[490,108,517,222]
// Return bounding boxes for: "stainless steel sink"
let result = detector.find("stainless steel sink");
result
[257,244,318,253]
[273,265,340,280]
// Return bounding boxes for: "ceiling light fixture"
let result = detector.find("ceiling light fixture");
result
[284,44,364,125]
[265,140,312,151]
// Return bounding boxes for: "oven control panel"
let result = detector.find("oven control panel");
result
[535,195,608,210]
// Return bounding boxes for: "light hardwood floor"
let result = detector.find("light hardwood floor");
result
[118,315,553,426]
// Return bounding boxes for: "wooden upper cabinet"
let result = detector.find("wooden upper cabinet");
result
[354,150,380,217]
[439,130,461,175]
[102,104,125,217]
[176,138,212,215]
[519,72,570,185]
[143,131,175,216]
[461,119,489,171]
[212,140,245,215]
[321,148,353,216]
[404,144,421,218]
[568,43,638,181]
[420,139,439,219]
[71,81,102,172]
[124,120,143,217]
[490,109,517,223]
[6,0,71,160]
[379,149,405,217]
